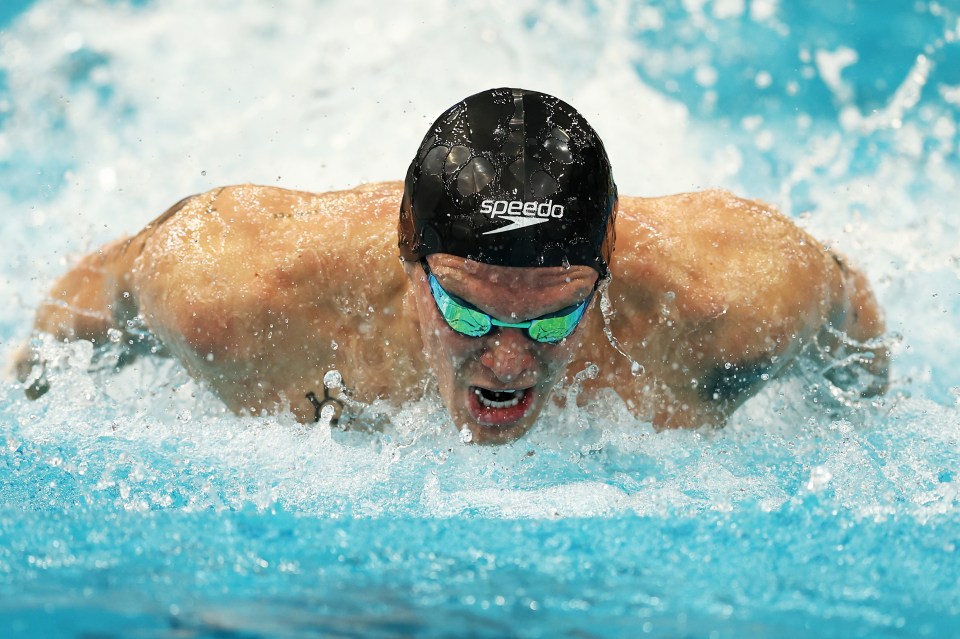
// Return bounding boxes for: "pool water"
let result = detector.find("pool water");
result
[2,1,960,637]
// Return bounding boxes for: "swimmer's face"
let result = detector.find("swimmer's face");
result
[408,254,599,444]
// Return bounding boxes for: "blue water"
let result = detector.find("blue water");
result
[2,1,960,637]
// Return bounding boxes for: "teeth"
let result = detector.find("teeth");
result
[475,388,524,409]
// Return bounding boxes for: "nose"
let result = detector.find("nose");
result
[479,328,536,383]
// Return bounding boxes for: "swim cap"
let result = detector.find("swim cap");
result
[398,88,617,276]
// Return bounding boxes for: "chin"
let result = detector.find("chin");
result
[462,420,537,445]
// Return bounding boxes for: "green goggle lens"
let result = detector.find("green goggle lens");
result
[426,271,591,344]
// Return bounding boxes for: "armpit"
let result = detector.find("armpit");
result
[699,359,772,406]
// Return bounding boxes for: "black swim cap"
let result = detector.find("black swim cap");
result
[399,88,617,276]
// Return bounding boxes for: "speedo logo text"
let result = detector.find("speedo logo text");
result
[479,199,564,235]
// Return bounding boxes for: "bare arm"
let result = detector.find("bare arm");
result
[606,191,890,429]
[12,195,194,397]
[13,182,428,420]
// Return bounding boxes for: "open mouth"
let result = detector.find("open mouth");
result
[475,387,524,408]
[467,385,535,426]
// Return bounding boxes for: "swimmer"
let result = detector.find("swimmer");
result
[12,88,889,444]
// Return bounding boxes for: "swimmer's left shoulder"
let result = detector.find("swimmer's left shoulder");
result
[672,189,789,223]
[618,189,785,224]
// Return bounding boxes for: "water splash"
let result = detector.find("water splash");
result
[2,0,960,635]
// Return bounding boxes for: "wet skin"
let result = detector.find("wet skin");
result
[12,182,889,442]
[407,255,599,444]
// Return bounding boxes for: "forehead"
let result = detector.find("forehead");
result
[425,254,598,318]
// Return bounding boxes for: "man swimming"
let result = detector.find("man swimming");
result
[13,88,888,444]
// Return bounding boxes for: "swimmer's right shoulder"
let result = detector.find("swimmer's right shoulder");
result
[211,181,403,201]
[179,182,404,223]
[136,182,403,279]
[137,182,404,274]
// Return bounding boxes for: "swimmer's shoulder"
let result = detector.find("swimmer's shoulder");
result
[617,188,788,229]
[140,181,403,256]
[612,190,750,307]
[133,182,406,307]
[616,188,823,270]
[190,181,404,225]
[158,181,403,216]
[612,189,833,318]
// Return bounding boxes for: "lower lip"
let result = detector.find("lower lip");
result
[467,386,536,426]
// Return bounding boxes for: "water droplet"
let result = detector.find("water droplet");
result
[459,427,473,443]
[806,466,833,492]
[323,370,342,389]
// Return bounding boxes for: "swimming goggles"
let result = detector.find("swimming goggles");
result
[421,260,594,344]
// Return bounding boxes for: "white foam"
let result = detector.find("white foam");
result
[1,0,959,523]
